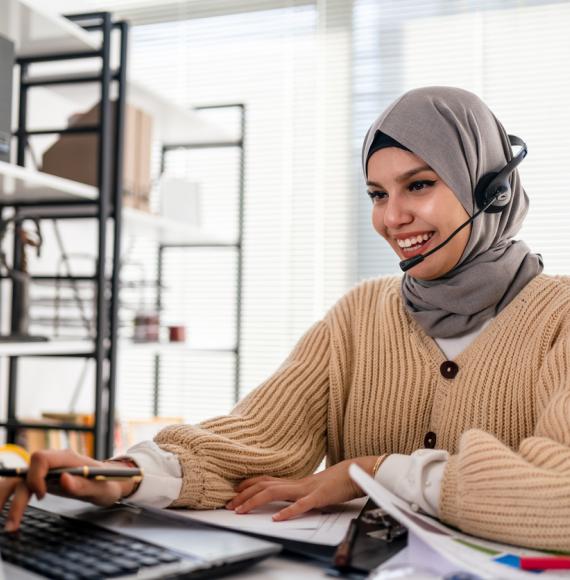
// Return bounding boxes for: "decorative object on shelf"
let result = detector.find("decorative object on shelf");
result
[160,178,201,227]
[42,101,153,209]
[133,311,160,343]
[168,324,186,343]
[0,34,13,163]
[0,215,47,342]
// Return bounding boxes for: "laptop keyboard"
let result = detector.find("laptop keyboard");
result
[0,501,202,579]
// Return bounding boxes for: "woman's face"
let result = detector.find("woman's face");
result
[367,147,471,281]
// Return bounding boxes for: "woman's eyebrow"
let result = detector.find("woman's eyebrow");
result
[366,164,434,188]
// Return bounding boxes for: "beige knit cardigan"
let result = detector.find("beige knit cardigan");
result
[155,273,570,551]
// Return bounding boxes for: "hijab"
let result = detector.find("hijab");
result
[362,86,543,338]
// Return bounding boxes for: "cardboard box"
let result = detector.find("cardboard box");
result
[42,101,153,206]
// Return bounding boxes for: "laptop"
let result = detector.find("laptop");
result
[0,494,281,579]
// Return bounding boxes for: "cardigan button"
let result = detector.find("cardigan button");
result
[440,360,459,379]
[424,432,437,448]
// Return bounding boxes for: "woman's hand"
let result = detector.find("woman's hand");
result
[0,449,138,532]
[227,456,378,521]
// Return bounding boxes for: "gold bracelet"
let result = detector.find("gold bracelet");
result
[372,454,389,477]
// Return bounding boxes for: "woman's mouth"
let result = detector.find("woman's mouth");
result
[396,231,435,257]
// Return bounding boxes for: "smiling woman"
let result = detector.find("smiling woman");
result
[366,147,471,281]
[1,86,570,555]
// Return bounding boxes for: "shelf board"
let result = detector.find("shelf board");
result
[0,160,98,204]
[128,79,233,147]
[0,340,94,356]
[24,72,233,146]
[120,341,236,356]
[0,0,98,58]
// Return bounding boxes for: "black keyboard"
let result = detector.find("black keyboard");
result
[0,501,203,579]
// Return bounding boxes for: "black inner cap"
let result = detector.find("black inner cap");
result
[366,131,411,168]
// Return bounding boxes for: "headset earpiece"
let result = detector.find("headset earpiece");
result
[473,134,528,214]
[474,172,511,213]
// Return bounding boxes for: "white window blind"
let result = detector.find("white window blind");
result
[45,0,570,431]
[53,0,355,426]
[354,0,570,279]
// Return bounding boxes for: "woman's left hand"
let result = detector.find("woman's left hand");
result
[226,456,378,521]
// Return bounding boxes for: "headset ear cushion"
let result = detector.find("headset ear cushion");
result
[474,172,510,213]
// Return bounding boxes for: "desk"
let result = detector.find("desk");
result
[23,495,418,580]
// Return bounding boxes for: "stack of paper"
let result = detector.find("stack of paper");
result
[349,465,570,579]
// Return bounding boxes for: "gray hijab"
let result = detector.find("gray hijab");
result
[362,86,543,338]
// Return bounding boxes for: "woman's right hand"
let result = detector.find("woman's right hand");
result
[0,449,138,532]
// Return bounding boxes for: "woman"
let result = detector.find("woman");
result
[4,87,570,551]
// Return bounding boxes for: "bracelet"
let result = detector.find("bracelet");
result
[372,454,389,477]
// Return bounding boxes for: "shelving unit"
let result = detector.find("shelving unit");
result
[0,10,124,459]
[152,103,246,416]
[0,2,232,457]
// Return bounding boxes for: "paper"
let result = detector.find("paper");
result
[349,464,570,579]
[146,498,366,546]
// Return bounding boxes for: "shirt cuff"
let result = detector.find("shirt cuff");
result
[111,440,182,508]
[375,449,448,517]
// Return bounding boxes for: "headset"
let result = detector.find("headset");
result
[399,134,527,272]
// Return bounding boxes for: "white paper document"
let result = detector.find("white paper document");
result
[147,498,366,546]
[349,464,570,580]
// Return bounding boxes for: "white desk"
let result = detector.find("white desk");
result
[24,495,420,580]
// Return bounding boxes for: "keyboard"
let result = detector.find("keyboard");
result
[0,501,205,579]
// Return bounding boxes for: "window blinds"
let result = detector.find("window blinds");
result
[47,0,570,429]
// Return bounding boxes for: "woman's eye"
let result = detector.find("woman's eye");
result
[368,191,386,202]
[408,180,436,192]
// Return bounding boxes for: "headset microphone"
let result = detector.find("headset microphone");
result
[399,135,527,273]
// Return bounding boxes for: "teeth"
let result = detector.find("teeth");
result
[396,232,434,248]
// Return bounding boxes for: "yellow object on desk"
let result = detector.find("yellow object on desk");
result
[0,444,30,468]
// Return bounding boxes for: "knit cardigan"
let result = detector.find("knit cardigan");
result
[154,273,570,551]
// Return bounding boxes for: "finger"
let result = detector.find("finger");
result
[235,485,302,514]
[273,494,318,522]
[27,450,100,500]
[228,479,291,510]
[5,481,31,532]
[235,475,276,493]
[57,473,121,507]
[0,478,19,510]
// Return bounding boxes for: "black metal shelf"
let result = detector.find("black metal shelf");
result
[152,104,245,416]
[0,12,127,459]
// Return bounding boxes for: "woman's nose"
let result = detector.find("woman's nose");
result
[383,194,413,229]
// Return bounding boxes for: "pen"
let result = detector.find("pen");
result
[334,517,359,568]
[520,556,570,571]
[0,467,143,482]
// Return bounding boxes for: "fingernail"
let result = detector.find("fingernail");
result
[4,521,16,532]
[235,506,244,514]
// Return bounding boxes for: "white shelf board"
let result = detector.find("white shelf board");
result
[0,340,94,356]
[25,73,233,147]
[0,0,98,58]
[120,341,235,356]
[0,160,98,204]
[122,208,230,245]
[2,0,231,145]
[127,80,233,146]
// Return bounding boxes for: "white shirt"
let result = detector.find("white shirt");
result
[115,319,492,513]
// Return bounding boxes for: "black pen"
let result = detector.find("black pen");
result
[333,517,359,569]
[0,467,143,482]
